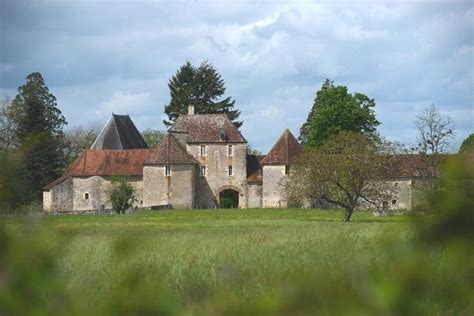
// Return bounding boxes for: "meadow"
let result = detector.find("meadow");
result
[1,208,472,315]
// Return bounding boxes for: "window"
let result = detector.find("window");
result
[200,145,206,157]
[228,165,233,176]
[228,144,233,156]
[84,192,90,200]
[392,199,397,205]
[285,165,290,175]
[200,165,207,177]
[165,165,171,176]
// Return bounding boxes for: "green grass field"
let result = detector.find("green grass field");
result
[1,209,472,315]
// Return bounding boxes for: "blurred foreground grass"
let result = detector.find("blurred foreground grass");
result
[1,156,473,315]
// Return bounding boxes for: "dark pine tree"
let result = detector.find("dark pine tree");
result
[10,72,67,200]
[163,61,242,128]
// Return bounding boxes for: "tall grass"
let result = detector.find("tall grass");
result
[2,206,472,315]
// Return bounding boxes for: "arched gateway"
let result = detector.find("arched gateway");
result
[217,186,241,208]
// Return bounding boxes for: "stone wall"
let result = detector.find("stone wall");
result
[43,191,51,211]
[44,176,143,213]
[143,164,196,209]
[247,184,263,208]
[44,178,73,212]
[262,165,287,208]
[72,176,143,212]
[357,178,413,211]
[188,143,247,208]
[387,179,412,210]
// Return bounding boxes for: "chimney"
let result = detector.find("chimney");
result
[188,104,195,115]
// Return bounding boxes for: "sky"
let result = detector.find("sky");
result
[0,0,473,153]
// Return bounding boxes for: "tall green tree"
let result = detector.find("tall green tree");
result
[10,72,67,200]
[163,61,242,128]
[0,98,17,151]
[458,133,474,153]
[299,79,380,147]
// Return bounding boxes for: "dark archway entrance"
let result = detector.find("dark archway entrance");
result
[219,189,239,208]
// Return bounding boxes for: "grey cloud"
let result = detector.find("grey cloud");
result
[1,0,472,152]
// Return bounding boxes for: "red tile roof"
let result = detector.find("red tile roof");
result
[144,134,198,165]
[386,155,428,178]
[261,129,303,165]
[169,114,246,143]
[43,149,152,190]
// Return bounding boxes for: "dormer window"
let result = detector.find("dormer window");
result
[200,145,206,157]
[228,144,233,157]
[219,128,228,141]
[165,165,171,176]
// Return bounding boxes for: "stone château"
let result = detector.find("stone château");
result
[43,105,417,213]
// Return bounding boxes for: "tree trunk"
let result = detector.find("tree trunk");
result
[344,207,354,222]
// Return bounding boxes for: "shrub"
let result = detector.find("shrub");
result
[110,177,135,214]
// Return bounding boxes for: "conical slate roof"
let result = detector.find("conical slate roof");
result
[261,129,303,165]
[91,114,148,150]
[145,134,198,165]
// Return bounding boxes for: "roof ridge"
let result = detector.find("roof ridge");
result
[261,129,302,165]
[144,133,198,165]
[168,133,199,164]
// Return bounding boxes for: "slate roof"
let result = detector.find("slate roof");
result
[261,129,303,165]
[43,149,152,190]
[144,134,198,165]
[169,114,246,143]
[91,114,148,150]
[247,155,266,184]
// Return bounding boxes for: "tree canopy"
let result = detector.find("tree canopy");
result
[142,129,165,148]
[285,131,398,221]
[413,104,454,195]
[9,72,67,200]
[64,126,98,164]
[163,61,242,128]
[0,98,17,151]
[299,79,380,147]
[458,133,474,153]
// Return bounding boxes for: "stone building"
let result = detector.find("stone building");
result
[43,106,301,212]
[43,106,422,213]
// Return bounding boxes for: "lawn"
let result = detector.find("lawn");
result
[1,209,472,315]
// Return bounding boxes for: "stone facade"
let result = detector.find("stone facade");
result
[43,111,420,213]
[43,176,143,213]
[247,184,263,208]
[187,143,247,208]
[385,179,412,210]
[143,165,196,209]
[262,165,287,208]
[43,178,73,212]
[73,176,143,211]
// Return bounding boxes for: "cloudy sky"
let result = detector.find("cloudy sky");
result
[1,0,473,152]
